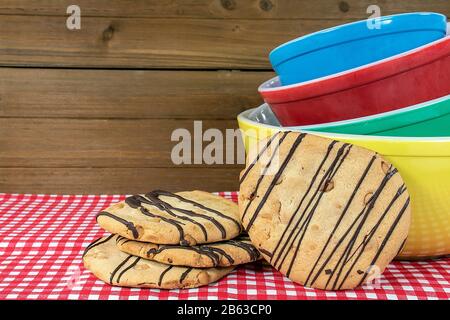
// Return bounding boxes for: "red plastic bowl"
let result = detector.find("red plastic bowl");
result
[259,37,450,126]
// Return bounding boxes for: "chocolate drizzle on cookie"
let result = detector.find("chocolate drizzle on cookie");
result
[83,235,140,286]
[139,206,189,245]
[240,133,280,184]
[226,239,260,261]
[357,197,410,287]
[84,235,234,289]
[109,255,134,285]
[116,256,141,283]
[330,185,408,290]
[395,237,408,257]
[241,132,410,290]
[158,265,173,286]
[271,140,342,269]
[244,133,306,232]
[147,244,222,266]
[305,155,378,280]
[304,168,406,290]
[148,190,242,234]
[96,212,139,239]
[122,190,240,244]
[126,194,207,243]
[258,248,273,258]
[116,237,132,246]
[179,267,193,284]
[117,235,259,267]
[82,234,115,257]
[281,143,353,277]
[272,141,354,270]
[241,131,290,224]
[146,192,226,239]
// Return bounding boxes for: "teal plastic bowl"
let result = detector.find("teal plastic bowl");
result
[302,95,450,136]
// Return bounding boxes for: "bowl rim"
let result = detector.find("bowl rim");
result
[242,95,450,132]
[237,107,450,143]
[291,94,450,130]
[261,35,450,93]
[269,12,447,68]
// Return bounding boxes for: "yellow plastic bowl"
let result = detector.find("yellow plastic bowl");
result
[238,108,450,259]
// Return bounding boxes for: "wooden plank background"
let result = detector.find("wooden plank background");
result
[0,0,448,194]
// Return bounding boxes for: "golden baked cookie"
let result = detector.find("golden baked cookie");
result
[97,190,242,245]
[83,235,234,289]
[239,132,411,290]
[116,235,260,268]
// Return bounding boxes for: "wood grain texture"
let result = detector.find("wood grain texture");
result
[2,0,447,194]
[0,68,270,119]
[0,118,245,168]
[0,15,344,69]
[0,0,448,19]
[1,1,447,69]
[0,167,242,194]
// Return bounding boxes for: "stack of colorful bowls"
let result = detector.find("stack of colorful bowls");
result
[237,12,450,259]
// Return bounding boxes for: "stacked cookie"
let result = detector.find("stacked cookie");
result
[239,132,411,290]
[83,190,260,289]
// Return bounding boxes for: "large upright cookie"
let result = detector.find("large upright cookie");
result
[116,235,260,268]
[239,132,411,290]
[83,235,234,289]
[97,190,242,245]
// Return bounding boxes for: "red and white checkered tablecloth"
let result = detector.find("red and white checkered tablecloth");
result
[0,192,448,300]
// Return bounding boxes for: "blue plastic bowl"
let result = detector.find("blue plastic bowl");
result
[270,12,448,86]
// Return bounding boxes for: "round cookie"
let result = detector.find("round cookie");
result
[239,132,411,290]
[115,235,260,268]
[97,190,242,245]
[83,235,235,289]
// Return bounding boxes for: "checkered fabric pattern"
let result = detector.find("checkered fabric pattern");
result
[0,192,448,300]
